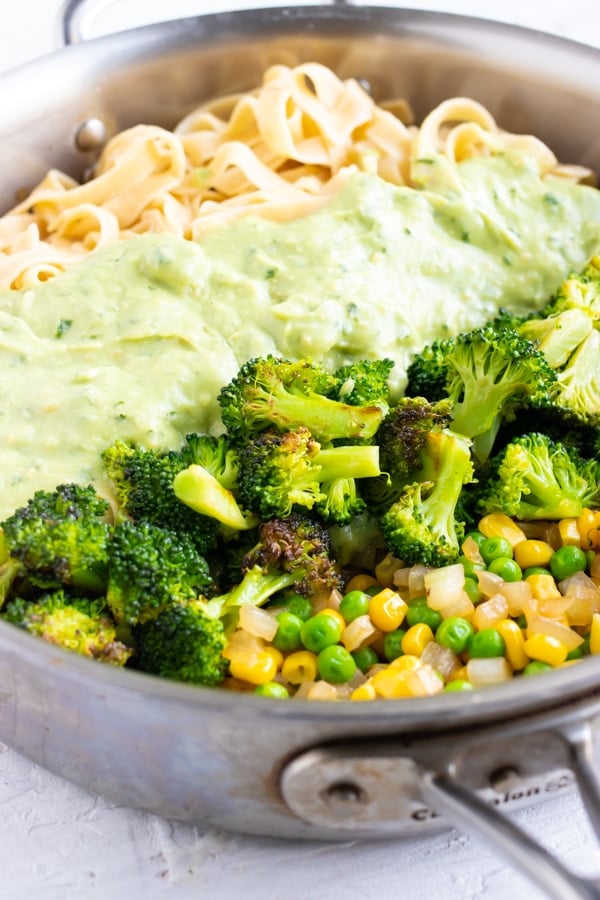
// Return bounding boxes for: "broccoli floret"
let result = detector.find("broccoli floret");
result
[102,440,218,553]
[106,520,211,624]
[218,355,385,444]
[405,337,454,400]
[362,397,453,515]
[474,432,600,520]
[0,557,23,610]
[407,325,556,463]
[333,358,394,409]
[2,590,131,666]
[241,514,342,597]
[380,429,475,567]
[133,598,229,686]
[236,426,381,522]
[183,433,239,491]
[542,256,600,318]
[1,484,110,593]
[132,516,339,685]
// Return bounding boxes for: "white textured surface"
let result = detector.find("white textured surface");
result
[2,2,600,898]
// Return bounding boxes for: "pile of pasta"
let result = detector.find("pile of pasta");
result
[0,62,587,291]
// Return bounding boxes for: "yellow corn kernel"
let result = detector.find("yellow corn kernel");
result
[526,572,561,601]
[350,681,377,701]
[514,539,554,571]
[523,633,568,667]
[389,653,422,672]
[345,574,380,594]
[558,518,582,547]
[478,513,527,548]
[229,651,278,685]
[495,619,529,671]
[577,510,600,550]
[319,608,346,632]
[281,650,318,684]
[590,613,600,655]
[369,588,408,632]
[370,667,413,699]
[401,623,434,657]
[263,645,283,670]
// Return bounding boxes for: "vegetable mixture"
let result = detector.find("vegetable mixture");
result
[2,259,600,700]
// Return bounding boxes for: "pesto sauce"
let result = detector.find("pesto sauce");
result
[1,152,600,516]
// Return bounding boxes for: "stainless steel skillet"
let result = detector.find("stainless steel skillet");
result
[2,2,600,895]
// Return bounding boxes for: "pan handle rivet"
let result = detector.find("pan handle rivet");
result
[75,118,107,152]
[323,781,366,806]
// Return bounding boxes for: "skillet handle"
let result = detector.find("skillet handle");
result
[422,720,600,900]
[60,0,354,46]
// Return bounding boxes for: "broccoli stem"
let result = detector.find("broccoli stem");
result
[259,391,384,441]
[314,445,381,481]
[204,565,297,622]
[174,465,258,530]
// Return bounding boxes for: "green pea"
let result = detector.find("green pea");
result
[566,645,584,661]
[352,646,379,673]
[523,660,553,676]
[405,602,442,630]
[516,613,527,629]
[435,616,474,655]
[550,545,587,581]
[273,612,303,653]
[443,679,474,692]
[253,682,289,699]
[457,554,485,579]
[523,566,550,578]
[463,576,483,605]
[317,645,357,683]
[339,590,370,623]
[468,628,506,658]
[300,613,343,653]
[488,556,523,582]
[480,537,513,564]
[365,583,383,596]
[383,629,406,662]
[286,595,313,622]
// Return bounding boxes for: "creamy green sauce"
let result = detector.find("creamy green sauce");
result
[2,152,600,517]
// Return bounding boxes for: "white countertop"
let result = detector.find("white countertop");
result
[2,2,600,899]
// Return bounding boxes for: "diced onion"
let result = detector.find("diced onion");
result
[341,614,379,651]
[424,563,465,610]
[526,611,584,650]
[466,657,512,686]
[223,629,264,660]
[420,641,460,680]
[238,604,279,641]
[476,569,504,599]
[472,593,509,630]
[498,580,533,616]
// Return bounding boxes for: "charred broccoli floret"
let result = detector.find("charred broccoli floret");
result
[102,440,218,552]
[380,429,475,567]
[1,484,110,593]
[236,426,381,522]
[106,520,211,624]
[474,432,600,520]
[218,355,385,444]
[406,325,556,462]
[2,590,131,665]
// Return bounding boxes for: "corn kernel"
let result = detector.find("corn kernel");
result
[495,619,529,671]
[389,653,422,672]
[577,510,600,550]
[370,667,413,698]
[478,513,527,547]
[350,681,377,701]
[369,588,408,632]
[558,518,582,547]
[448,664,469,682]
[526,572,561,601]
[590,613,600,655]
[229,651,278,685]
[281,650,318,684]
[523,633,568,667]
[263,645,283,670]
[514,539,554,570]
[401,623,434,657]
[345,574,380,594]
[374,553,403,588]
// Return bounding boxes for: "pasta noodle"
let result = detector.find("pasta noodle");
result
[0,62,590,291]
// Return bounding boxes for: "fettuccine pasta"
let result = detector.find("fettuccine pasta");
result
[0,62,589,290]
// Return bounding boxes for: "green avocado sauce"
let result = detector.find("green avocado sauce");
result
[1,151,600,517]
